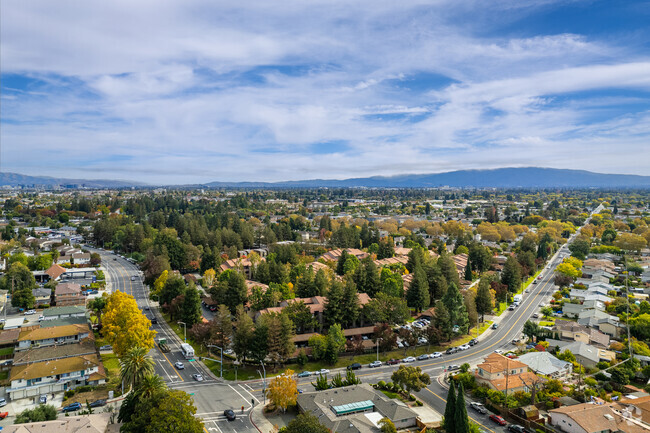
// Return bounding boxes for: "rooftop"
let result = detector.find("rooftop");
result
[10,353,103,382]
[477,352,527,373]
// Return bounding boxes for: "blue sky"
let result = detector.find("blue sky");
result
[1,0,649,184]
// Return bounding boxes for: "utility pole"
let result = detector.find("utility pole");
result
[376,338,382,361]
[625,255,633,360]
[178,321,187,342]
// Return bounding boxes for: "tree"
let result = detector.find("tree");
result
[379,417,397,433]
[373,323,398,353]
[14,404,57,424]
[464,259,473,281]
[134,373,167,400]
[501,256,522,293]
[630,314,650,341]
[523,320,540,340]
[443,283,469,334]
[120,346,155,390]
[569,239,590,260]
[181,284,202,327]
[434,300,453,341]
[556,262,581,280]
[260,312,295,365]
[438,254,460,287]
[216,269,248,315]
[363,293,410,325]
[159,274,186,308]
[380,267,404,298]
[391,365,431,397]
[267,369,298,412]
[326,323,346,364]
[341,280,360,327]
[324,281,345,326]
[232,305,254,362]
[1,261,36,297]
[454,382,470,433]
[614,233,647,252]
[406,265,430,312]
[211,305,233,349]
[88,295,107,326]
[280,412,329,433]
[122,389,203,433]
[202,268,216,288]
[336,249,350,275]
[444,380,456,433]
[541,306,553,319]
[102,291,155,358]
[284,300,316,334]
[475,279,493,321]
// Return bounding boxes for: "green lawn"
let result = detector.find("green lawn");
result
[0,347,14,357]
[495,302,508,316]
[100,352,123,395]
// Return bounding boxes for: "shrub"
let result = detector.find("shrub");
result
[377,380,386,389]
[604,383,613,392]
[545,401,555,410]
[64,390,74,398]
[585,377,598,387]
[594,372,608,381]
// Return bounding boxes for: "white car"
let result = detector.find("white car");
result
[430,352,443,358]
[418,337,428,345]
[369,361,382,368]
[174,361,185,370]
[24,310,36,315]
[192,373,204,381]
[459,344,470,351]
[403,356,416,363]
[494,349,504,354]
[318,369,330,375]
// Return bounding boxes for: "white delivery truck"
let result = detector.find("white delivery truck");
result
[513,294,523,305]
[180,343,195,360]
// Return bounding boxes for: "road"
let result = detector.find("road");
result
[94,248,258,433]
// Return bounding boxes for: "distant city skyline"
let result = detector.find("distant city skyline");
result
[1,0,650,184]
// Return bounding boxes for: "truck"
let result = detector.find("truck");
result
[157,338,170,353]
[513,294,523,304]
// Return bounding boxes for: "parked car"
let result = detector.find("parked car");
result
[403,356,416,363]
[192,374,204,381]
[418,337,428,344]
[174,361,185,370]
[459,344,470,351]
[297,371,312,377]
[508,425,527,433]
[99,345,113,351]
[431,352,443,358]
[470,402,488,414]
[318,369,330,375]
[369,361,382,368]
[224,409,236,421]
[469,338,479,346]
[446,347,459,354]
[417,354,430,361]
[492,323,499,329]
[386,358,401,365]
[494,349,504,354]
[397,341,404,348]
[131,276,136,281]
[0,398,6,407]
[533,313,539,318]
[24,310,36,315]
[508,305,516,311]
[90,399,106,408]
[63,402,82,413]
[447,365,460,371]
[347,363,362,370]
[39,395,47,404]
[512,338,519,344]
[0,411,8,419]
[490,415,507,426]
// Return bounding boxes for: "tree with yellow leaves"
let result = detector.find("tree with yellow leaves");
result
[203,268,216,288]
[152,270,168,297]
[267,369,298,412]
[102,291,156,358]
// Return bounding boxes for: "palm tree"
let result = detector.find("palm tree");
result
[135,374,167,400]
[120,347,154,390]
[89,296,107,327]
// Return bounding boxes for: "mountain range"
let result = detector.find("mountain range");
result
[2,167,650,189]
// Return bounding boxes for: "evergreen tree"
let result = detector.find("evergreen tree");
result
[406,265,430,312]
[363,259,381,297]
[454,382,469,433]
[181,284,202,327]
[341,280,360,327]
[501,255,522,293]
[425,262,448,301]
[406,247,428,272]
[443,283,469,334]
[438,254,460,287]
[254,260,271,284]
[222,270,248,315]
[434,300,453,341]
[314,269,329,296]
[336,250,350,276]
[475,279,493,321]
[324,281,345,326]
[377,237,395,260]
[444,380,456,433]
[295,266,316,298]
[232,305,254,362]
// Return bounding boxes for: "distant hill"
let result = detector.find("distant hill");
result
[0,172,146,188]
[204,168,650,188]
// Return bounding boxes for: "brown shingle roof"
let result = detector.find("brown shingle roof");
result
[10,354,101,382]
[0,329,20,345]
[550,402,649,433]
[487,371,543,392]
[18,324,89,342]
[45,264,66,280]
[477,352,527,373]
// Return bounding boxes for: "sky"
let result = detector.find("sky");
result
[1,0,650,184]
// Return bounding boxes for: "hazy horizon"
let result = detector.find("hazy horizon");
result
[2,1,650,183]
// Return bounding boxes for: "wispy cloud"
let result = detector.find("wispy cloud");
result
[1,0,649,183]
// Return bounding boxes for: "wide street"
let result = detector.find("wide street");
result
[94,205,599,433]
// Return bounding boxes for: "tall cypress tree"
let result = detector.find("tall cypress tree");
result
[444,380,456,433]
[464,259,472,281]
[454,382,470,433]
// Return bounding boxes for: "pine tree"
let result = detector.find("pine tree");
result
[475,279,493,321]
[443,283,469,334]
[336,250,349,276]
[324,281,345,326]
[434,300,453,341]
[501,255,522,293]
[444,380,456,433]
[341,280,360,327]
[314,269,329,296]
[406,265,430,312]
[454,382,469,433]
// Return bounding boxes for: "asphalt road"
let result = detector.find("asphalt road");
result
[94,247,258,433]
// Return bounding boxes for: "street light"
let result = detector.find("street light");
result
[207,345,223,378]
[259,361,267,405]
[376,338,382,361]
[177,322,187,342]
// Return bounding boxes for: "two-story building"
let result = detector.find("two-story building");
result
[474,353,542,393]
[54,283,85,307]
[16,324,91,351]
[71,253,91,265]
[7,353,105,400]
[553,321,610,348]
[549,401,649,433]
[41,305,87,321]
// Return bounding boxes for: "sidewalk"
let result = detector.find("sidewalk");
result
[250,401,275,433]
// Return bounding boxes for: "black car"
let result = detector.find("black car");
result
[469,338,479,346]
[508,425,526,433]
[224,409,236,421]
[347,363,362,370]
[149,316,157,324]
[90,399,106,408]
